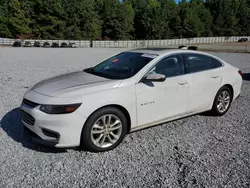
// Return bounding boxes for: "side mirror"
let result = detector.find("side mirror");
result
[142,73,166,82]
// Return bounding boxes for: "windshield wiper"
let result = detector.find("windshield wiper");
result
[84,68,109,78]
[84,68,126,79]
[83,67,93,73]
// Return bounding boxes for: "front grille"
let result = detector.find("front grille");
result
[42,128,59,139]
[22,99,39,108]
[21,110,35,125]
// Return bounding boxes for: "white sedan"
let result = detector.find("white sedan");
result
[21,48,242,152]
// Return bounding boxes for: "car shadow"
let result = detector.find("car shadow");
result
[199,111,212,117]
[242,73,250,81]
[0,108,68,153]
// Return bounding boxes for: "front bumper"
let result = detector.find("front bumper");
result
[20,95,87,148]
[23,126,59,147]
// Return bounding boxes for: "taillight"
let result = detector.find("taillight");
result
[238,70,242,76]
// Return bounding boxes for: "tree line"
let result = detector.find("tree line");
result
[0,0,250,40]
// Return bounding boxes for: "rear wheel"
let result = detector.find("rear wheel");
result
[81,107,127,152]
[211,86,233,116]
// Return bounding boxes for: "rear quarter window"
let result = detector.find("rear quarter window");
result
[210,57,223,68]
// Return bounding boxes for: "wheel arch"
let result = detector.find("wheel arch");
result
[210,84,234,109]
[83,104,131,134]
[223,84,234,99]
[210,84,234,116]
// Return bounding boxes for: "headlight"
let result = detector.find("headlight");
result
[40,103,82,114]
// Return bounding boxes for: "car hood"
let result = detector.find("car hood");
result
[31,71,122,98]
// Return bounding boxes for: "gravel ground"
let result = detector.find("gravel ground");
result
[0,48,250,188]
[196,42,250,53]
[164,42,250,53]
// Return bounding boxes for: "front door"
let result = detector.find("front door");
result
[135,54,190,127]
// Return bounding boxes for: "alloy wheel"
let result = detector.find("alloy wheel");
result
[90,114,123,148]
[216,90,231,113]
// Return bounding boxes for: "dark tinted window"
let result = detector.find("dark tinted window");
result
[153,55,184,77]
[86,52,157,79]
[186,54,222,73]
[211,57,223,68]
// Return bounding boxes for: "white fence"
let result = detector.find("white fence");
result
[0,38,90,48]
[0,36,249,48]
[92,36,250,48]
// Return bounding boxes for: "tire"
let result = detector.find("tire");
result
[211,86,233,116]
[179,45,187,49]
[188,46,198,51]
[81,107,128,152]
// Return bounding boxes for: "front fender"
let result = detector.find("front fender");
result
[77,86,137,130]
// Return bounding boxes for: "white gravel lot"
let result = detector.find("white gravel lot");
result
[0,48,250,188]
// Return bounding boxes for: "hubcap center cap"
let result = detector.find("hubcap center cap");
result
[104,127,109,135]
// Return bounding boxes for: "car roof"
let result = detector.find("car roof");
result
[127,48,200,55]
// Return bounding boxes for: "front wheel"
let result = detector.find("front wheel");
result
[81,107,127,152]
[211,86,233,116]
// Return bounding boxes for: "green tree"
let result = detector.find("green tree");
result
[118,1,134,39]
[0,0,249,40]
[8,0,30,37]
[0,0,11,37]
[193,0,213,37]
[131,0,148,39]
[63,0,101,40]
[20,0,36,35]
[97,0,121,39]
[237,0,250,35]
[97,0,134,39]
[206,0,239,36]
[160,0,181,38]
[132,0,166,39]
[31,0,66,39]
[180,0,212,37]
[143,0,165,39]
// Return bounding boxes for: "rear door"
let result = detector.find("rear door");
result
[184,53,224,112]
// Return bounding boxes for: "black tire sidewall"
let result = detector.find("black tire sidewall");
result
[212,86,233,116]
[81,107,127,152]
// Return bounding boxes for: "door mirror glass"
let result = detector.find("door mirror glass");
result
[143,73,166,82]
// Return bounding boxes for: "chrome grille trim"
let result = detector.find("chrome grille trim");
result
[21,110,35,126]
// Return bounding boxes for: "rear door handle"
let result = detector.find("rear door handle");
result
[212,76,219,79]
[178,81,188,85]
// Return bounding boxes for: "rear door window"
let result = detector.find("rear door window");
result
[185,54,222,73]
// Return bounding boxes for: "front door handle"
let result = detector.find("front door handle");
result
[178,81,188,85]
[212,76,219,79]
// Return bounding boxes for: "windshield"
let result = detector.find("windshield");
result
[84,52,157,79]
